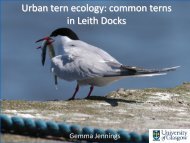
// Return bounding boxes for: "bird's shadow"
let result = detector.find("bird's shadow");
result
[84,96,143,107]
[50,96,143,107]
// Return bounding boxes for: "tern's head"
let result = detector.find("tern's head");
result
[50,28,79,40]
[36,28,79,45]
[50,28,79,46]
[36,28,79,66]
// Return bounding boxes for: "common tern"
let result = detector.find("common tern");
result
[36,28,179,100]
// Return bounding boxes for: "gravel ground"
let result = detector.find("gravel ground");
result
[1,82,190,143]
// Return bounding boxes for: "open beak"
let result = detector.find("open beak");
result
[35,36,54,66]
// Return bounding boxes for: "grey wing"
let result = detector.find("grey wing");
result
[51,54,179,81]
[51,40,121,81]
[51,54,120,81]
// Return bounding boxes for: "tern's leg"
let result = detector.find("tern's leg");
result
[86,86,94,98]
[68,84,79,100]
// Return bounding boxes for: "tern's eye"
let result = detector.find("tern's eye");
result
[70,44,75,47]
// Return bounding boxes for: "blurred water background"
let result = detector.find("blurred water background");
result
[1,1,190,100]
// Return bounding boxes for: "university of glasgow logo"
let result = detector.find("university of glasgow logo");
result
[153,130,160,141]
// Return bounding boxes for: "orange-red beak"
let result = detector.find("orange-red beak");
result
[36,37,50,43]
[36,37,54,48]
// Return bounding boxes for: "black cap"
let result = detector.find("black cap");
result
[50,28,79,40]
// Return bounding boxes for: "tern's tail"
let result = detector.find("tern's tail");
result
[118,65,180,77]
